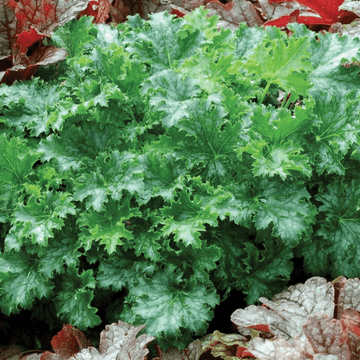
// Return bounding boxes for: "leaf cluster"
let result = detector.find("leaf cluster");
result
[1,6,360,353]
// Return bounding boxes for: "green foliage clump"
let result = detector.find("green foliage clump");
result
[0,6,360,353]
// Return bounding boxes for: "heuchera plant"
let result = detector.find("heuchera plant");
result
[0,6,360,354]
[1,0,360,86]
[230,276,360,359]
